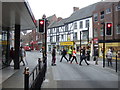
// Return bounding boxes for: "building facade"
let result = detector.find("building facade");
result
[93,2,120,58]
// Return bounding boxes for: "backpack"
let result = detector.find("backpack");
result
[106,52,112,59]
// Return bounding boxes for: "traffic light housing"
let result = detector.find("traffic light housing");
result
[39,19,45,32]
[106,23,112,35]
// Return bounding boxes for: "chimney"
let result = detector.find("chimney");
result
[73,7,79,12]
[57,17,62,22]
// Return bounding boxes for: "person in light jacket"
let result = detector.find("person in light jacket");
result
[106,49,113,67]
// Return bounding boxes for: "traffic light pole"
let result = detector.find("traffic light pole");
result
[44,19,47,57]
[102,22,105,68]
[87,25,89,45]
[80,31,81,60]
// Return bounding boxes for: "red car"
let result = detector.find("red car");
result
[23,46,31,51]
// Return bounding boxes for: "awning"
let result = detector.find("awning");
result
[1,0,36,31]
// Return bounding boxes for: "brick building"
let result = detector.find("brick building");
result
[93,2,120,58]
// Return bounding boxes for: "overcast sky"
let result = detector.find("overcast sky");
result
[28,0,101,19]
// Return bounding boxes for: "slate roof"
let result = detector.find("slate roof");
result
[48,2,100,28]
[47,14,56,22]
[65,3,98,23]
[48,18,68,29]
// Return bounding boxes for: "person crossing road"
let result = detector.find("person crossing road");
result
[79,47,89,66]
[60,48,69,62]
[70,48,78,64]
[68,47,73,61]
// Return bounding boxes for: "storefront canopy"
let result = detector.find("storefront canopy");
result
[1,0,36,31]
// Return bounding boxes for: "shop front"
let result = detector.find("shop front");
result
[60,41,74,51]
[99,42,120,60]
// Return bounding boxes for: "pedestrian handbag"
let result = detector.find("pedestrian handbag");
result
[93,56,96,61]
[81,55,86,59]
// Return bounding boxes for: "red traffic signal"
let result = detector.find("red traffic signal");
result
[107,23,112,28]
[39,19,45,32]
[106,23,112,35]
[40,20,44,25]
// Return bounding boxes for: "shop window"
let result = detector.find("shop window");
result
[116,25,120,34]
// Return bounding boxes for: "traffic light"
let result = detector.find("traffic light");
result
[106,23,112,35]
[39,19,45,32]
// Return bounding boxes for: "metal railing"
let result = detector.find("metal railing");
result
[24,57,47,90]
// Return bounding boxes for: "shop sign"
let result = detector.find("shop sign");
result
[60,41,73,45]
[93,38,98,43]
[51,43,56,45]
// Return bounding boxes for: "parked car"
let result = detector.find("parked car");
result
[23,46,31,51]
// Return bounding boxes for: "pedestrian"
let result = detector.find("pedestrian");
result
[60,48,68,62]
[106,49,113,67]
[68,47,72,61]
[86,46,90,61]
[94,48,99,65]
[9,47,15,65]
[19,46,26,66]
[70,48,78,64]
[51,47,56,66]
[79,47,89,66]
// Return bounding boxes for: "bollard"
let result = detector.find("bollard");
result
[24,67,29,90]
[38,58,41,71]
[116,54,117,72]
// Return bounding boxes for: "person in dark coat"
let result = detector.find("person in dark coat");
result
[94,48,99,65]
[60,48,69,62]
[79,47,89,66]
[9,47,15,65]
[51,47,56,66]
[86,46,90,61]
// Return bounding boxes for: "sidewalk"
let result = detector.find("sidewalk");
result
[1,51,40,89]
[1,52,119,89]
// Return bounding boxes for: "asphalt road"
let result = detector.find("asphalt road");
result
[42,53,119,89]
[1,51,119,89]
